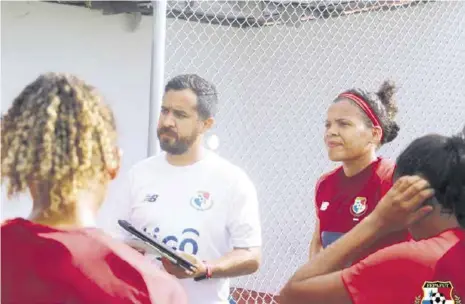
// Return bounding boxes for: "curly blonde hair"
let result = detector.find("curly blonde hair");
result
[1,72,117,214]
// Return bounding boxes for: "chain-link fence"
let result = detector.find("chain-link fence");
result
[162,1,465,303]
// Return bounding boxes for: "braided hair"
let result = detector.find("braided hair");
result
[1,72,117,214]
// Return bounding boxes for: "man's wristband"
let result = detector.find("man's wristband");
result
[194,262,212,281]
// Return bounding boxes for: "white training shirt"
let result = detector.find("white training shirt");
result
[119,150,262,304]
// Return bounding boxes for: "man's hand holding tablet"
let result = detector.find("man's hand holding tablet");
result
[118,220,202,275]
[161,252,208,279]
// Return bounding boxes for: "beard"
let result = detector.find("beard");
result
[157,127,199,155]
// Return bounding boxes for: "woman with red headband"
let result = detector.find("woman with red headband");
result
[308,80,410,263]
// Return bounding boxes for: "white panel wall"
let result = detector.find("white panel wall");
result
[1,2,152,226]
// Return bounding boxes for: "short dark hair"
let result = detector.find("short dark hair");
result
[335,80,400,145]
[395,134,465,227]
[164,74,218,119]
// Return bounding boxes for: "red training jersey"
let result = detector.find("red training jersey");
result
[1,218,187,304]
[315,158,410,262]
[342,228,465,303]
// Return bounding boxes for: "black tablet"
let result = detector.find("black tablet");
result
[118,220,197,273]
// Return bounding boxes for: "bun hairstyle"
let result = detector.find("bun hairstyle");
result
[395,134,465,227]
[336,80,400,145]
[376,80,398,121]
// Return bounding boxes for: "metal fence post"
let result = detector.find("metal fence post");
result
[147,0,167,157]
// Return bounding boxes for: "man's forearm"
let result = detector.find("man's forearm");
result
[209,248,261,279]
[291,215,384,282]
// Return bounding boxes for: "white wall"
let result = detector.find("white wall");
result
[2,1,465,294]
[1,1,152,222]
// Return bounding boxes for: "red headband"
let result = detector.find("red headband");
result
[339,93,383,141]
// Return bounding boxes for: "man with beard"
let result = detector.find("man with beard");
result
[118,74,262,304]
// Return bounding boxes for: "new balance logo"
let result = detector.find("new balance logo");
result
[320,202,330,211]
[144,194,159,203]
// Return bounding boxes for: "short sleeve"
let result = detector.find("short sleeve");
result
[227,173,262,248]
[378,160,396,196]
[379,174,394,197]
[314,175,326,213]
[341,242,430,304]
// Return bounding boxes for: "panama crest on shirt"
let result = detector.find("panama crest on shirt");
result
[190,191,214,211]
[350,196,368,217]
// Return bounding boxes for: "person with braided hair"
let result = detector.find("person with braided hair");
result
[1,73,187,304]
[309,80,410,264]
[280,133,465,303]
